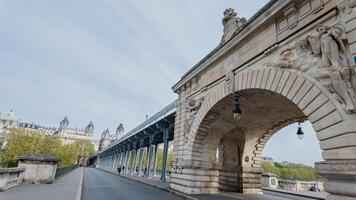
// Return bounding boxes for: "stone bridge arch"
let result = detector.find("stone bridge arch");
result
[186,68,348,158]
[171,1,356,199]
[171,68,356,198]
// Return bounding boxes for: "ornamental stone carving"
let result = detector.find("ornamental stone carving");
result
[184,97,204,141]
[221,8,246,44]
[225,71,236,93]
[270,25,356,112]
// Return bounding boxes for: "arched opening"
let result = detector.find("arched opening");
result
[262,121,322,167]
[190,88,321,194]
[261,121,324,191]
[171,69,356,198]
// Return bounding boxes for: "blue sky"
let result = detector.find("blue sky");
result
[0,0,322,166]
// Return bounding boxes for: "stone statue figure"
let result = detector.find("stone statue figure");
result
[271,25,356,112]
[184,98,204,141]
[311,25,355,112]
[221,8,246,44]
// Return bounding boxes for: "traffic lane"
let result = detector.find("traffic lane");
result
[82,168,182,200]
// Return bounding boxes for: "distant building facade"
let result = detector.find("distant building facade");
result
[115,123,124,140]
[262,156,274,162]
[54,116,94,144]
[98,123,125,151]
[98,129,111,151]
[1,111,94,146]
[0,111,56,139]
[92,139,100,152]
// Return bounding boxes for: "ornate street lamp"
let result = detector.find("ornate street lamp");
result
[232,97,242,120]
[297,122,304,140]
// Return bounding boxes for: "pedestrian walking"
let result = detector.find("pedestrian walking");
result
[117,165,121,175]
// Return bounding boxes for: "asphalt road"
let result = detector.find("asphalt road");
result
[81,168,183,200]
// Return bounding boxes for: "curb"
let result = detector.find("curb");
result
[96,167,198,200]
[75,167,84,200]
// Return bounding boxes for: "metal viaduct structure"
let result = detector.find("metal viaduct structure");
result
[89,101,176,182]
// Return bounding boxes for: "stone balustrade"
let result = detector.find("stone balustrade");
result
[0,167,25,191]
[277,179,324,192]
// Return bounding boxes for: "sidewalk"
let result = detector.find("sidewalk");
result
[262,187,328,199]
[0,167,84,200]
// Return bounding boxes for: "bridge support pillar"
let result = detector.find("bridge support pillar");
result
[118,152,122,167]
[316,160,356,200]
[128,150,133,174]
[117,152,121,167]
[130,150,135,174]
[108,157,110,168]
[111,154,115,170]
[113,153,117,171]
[130,149,137,174]
[146,135,155,178]
[240,167,262,194]
[110,155,113,170]
[137,148,144,176]
[170,163,219,194]
[124,150,129,173]
[160,129,169,182]
[152,143,158,176]
[146,145,153,177]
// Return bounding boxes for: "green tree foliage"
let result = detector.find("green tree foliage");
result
[261,161,325,181]
[125,144,173,173]
[154,145,173,172]
[0,128,95,167]
[72,140,95,165]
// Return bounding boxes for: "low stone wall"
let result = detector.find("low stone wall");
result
[261,173,278,189]
[0,167,25,191]
[278,179,324,192]
[19,162,57,184]
[262,173,324,192]
[18,154,58,184]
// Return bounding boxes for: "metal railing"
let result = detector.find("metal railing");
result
[55,165,78,179]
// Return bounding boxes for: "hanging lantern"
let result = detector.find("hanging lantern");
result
[297,122,304,140]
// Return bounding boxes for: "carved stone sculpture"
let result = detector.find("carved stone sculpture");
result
[184,98,204,141]
[270,25,356,112]
[225,71,236,93]
[221,8,246,44]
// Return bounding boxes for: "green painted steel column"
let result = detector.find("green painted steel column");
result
[160,128,169,182]
[152,143,158,176]
[146,134,155,177]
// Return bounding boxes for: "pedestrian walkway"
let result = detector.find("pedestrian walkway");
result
[263,187,328,199]
[0,167,83,200]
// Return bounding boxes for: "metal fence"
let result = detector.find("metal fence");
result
[55,165,78,179]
